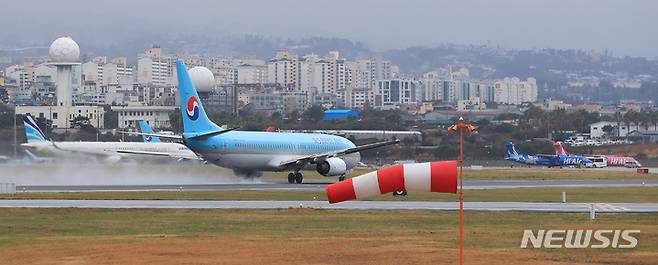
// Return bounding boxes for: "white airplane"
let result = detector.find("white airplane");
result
[20,115,200,162]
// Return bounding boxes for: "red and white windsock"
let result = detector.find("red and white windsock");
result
[326,160,457,204]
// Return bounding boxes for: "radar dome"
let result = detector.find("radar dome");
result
[188,66,215,92]
[49,37,80,63]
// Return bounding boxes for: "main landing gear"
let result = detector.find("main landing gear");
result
[338,175,346,182]
[287,172,303,184]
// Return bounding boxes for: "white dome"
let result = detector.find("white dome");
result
[49,37,80,63]
[188,66,215,92]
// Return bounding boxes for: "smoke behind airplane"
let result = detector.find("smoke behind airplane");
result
[0,161,256,186]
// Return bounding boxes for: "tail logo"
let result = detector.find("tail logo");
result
[186,96,200,121]
[145,135,153,142]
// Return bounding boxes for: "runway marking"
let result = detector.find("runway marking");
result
[590,203,630,212]
[0,200,655,212]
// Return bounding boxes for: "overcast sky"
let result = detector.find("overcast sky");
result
[2,0,657,57]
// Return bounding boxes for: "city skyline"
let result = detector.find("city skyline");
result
[1,0,658,58]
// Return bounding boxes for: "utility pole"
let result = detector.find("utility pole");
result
[448,117,475,265]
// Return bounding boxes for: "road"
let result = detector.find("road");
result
[14,179,658,192]
[0,199,656,212]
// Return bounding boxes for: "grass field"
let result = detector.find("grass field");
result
[2,186,658,203]
[263,167,658,182]
[0,209,655,265]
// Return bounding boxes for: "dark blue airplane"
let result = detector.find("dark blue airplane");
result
[504,141,592,167]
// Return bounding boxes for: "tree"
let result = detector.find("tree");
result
[303,105,324,123]
[602,124,615,137]
[168,110,181,133]
[104,109,118,129]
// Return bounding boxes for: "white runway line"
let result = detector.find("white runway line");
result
[0,200,656,213]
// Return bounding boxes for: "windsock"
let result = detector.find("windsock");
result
[326,160,457,204]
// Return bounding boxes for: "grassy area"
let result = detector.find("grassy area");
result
[3,186,658,203]
[462,167,658,180]
[263,167,658,182]
[0,209,655,264]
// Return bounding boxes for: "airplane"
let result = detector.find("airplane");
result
[505,141,592,167]
[553,141,640,167]
[20,115,200,162]
[146,60,399,184]
[138,120,162,143]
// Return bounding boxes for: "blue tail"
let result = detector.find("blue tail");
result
[176,60,221,138]
[138,120,161,143]
[23,115,48,143]
[505,141,519,158]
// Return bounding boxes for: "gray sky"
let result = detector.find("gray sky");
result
[2,0,658,57]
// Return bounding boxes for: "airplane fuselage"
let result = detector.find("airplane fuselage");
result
[21,141,197,160]
[185,131,360,172]
[506,154,591,167]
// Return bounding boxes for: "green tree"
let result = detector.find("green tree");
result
[103,109,118,129]
[302,105,324,123]
[602,124,615,137]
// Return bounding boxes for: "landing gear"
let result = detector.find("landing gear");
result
[287,173,295,184]
[338,176,346,182]
[294,172,303,184]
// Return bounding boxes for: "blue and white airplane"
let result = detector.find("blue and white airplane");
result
[21,115,199,162]
[145,60,398,183]
[138,120,161,143]
[504,141,592,167]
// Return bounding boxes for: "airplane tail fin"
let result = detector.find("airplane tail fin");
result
[138,120,161,143]
[176,60,221,138]
[23,115,49,143]
[553,141,567,156]
[505,141,519,158]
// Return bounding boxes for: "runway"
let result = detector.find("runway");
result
[15,179,658,192]
[1,199,657,213]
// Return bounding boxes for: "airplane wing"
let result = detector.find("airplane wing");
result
[114,149,202,160]
[118,128,239,140]
[277,139,400,168]
[117,131,183,140]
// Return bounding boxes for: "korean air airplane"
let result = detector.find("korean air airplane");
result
[504,141,592,167]
[20,115,199,162]
[138,120,161,143]
[147,60,398,183]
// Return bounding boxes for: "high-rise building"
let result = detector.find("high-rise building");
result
[298,51,350,96]
[83,57,133,86]
[493,77,538,105]
[267,51,300,89]
[236,64,268,84]
[377,79,420,107]
[356,59,392,90]
[137,46,176,86]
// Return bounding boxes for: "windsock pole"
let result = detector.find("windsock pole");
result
[448,117,475,265]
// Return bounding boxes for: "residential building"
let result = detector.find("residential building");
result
[377,79,420,107]
[267,51,300,89]
[493,77,538,105]
[137,46,176,86]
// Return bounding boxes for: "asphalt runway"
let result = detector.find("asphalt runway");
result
[15,179,658,192]
[1,199,657,213]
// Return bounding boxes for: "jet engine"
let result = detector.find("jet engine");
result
[316,157,347,176]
